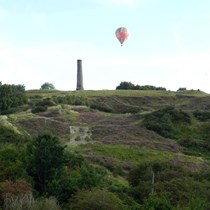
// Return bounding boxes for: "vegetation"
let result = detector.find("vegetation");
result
[69,188,124,210]
[40,82,55,90]
[142,106,191,139]
[0,85,210,209]
[116,81,166,91]
[0,83,27,114]
[25,134,68,194]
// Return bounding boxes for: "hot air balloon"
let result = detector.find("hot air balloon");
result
[115,27,129,46]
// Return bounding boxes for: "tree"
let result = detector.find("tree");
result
[177,87,187,91]
[116,81,135,90]
[40,82,55,90]
[25,134,67,194]
[0,83,27,114]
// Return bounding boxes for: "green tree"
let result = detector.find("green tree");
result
[116,81,135,90]
[0,83,27,114]
[25,134,67,194]
[40,83,55,90]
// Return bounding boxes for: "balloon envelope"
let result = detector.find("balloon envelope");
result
[115,27,129,46]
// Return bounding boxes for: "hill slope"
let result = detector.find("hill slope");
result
[1,89,210,209]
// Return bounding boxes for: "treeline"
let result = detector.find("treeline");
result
[116,81,166,91]
[0,82,27,114]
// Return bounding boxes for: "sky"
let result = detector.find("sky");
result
[0,0,210,92]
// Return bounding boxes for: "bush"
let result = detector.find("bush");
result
[89,102,113,113]
[31,105,47,113]
[69,188,124,210]
[53,95,88,106]
[143,193,173,210]
[40,83,55,90]
[0,180,32,208]
[25,134,68,194]
[0,84,27,114]
[3,194,61,210]
[128,161,210,207]
[116,82,166,91]
[116,81,136,90]
[31,98,55,113]
[142,107,191,139]
[193,110,210,121]
[0,146,27,181]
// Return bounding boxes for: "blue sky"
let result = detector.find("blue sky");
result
[0,0,210,92]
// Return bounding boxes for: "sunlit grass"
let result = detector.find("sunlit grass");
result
[77,143,175,163]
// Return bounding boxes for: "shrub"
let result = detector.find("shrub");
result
[116,81,136,90]
[0,180,32,208]
[0,84,27,114]
[0,125,28,145]
[142,107,191,139]
[53,95,88,106]
[69,188,124,210]
[25,134,68,194]
[31,105,47,113]
[0,146,27,181]
[128,161,210,207]
[193,110,210,121]
[89,102,113,113]
[143,193,173,210]
[40,83,55,90]
[31,98,55,113]
[3,194,61,210]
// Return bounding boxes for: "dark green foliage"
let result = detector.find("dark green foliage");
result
[128,161,210,208]
[116,81,136,90]
[53,95,88,106]
[193,110,210,121]
[40,82,55,90]
[142,107,191,138]
[186,196,209,210]
[89,98,140,113]
[44,152,84,204]
[69,188,124,210]
[89,101,113,112]
[31,105,48,113]
[31,98,55,113]
[76,163,106,190]
[143,193,173,210]
[177,87,187,91]
[25,134,67,194]
[47,168,79,204]
[116,81,166,91]
[0,84,27,114]
[47,161,106,204]
[0,146,27,181]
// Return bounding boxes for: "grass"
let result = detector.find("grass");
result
[27,89,209,97]
[75,143,209,174]
[77,143,176,164]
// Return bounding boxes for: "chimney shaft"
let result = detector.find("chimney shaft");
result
[76,59,84,90]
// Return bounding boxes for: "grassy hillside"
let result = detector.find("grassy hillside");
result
[1,89,210,209]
